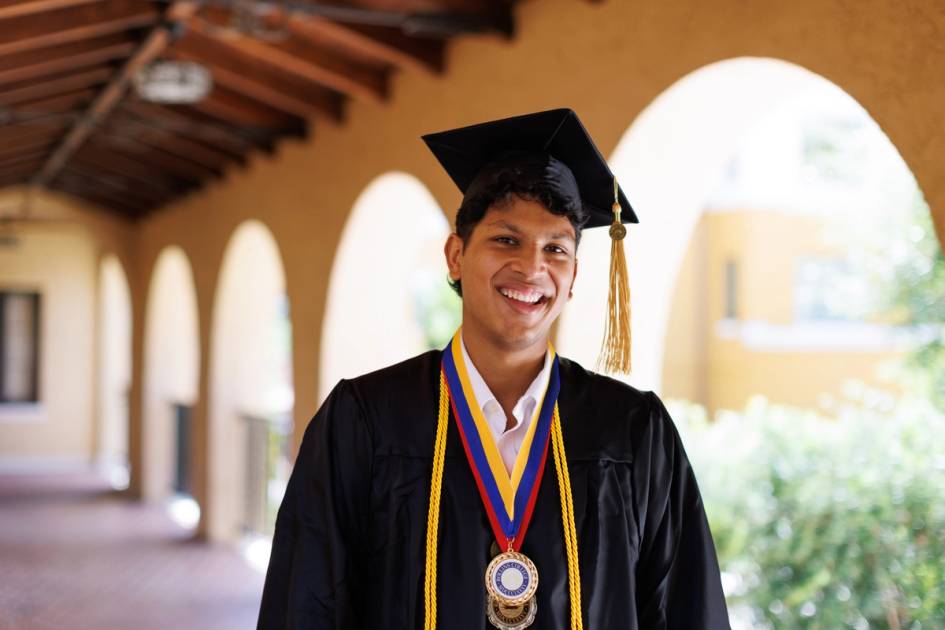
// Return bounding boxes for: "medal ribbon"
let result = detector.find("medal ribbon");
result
[440,330,560,552]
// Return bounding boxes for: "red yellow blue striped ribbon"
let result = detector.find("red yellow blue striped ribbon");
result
[441,330,560,550]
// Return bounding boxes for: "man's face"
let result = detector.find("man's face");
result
[444,196,578,352]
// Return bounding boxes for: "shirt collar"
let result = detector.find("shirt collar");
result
[459,333,552,435]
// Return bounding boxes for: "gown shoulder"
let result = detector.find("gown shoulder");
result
[555,354,667,462]
[338,349,443,458]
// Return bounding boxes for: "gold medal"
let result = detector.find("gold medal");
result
[485,551,539,607]
[487,594,537,630]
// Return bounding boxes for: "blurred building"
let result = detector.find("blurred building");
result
[662,207,906,417]
[660,98,918,416]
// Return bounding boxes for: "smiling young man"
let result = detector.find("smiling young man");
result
[257,109,729,630]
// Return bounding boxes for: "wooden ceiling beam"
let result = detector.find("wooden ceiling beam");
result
[0,0,105,22]
[120,99,272,153]
[6,87,97,112]
[289,16,444,75]
[50,177,149,216]
[169,35,345,121]
[185,84,306,136]
[173,54,317,120]
[125,134,229,176]
[63,163,170,206]
[0,32,131,73]
[74,142,202,189]
[0,0,159,57]
[33,0,200,187]
[69,156,185,201]
[0,88,95,130]
[87,133,223,181]
[0,152,47,170]
[184,15,387,103]
[0,41,135,88]
[104,112,243,167]
[0,159,47,179]
[55,169,153,209]
[223,1,513,38]
[0,121,67,144]
[0,135,57,158]
[0,174,33,188]
[0,66,112,106]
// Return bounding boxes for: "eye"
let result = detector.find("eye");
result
[545,244,569,255]
[494,236,517,245]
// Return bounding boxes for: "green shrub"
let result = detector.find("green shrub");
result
[672,388,945,628]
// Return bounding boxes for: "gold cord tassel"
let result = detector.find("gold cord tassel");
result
[596,177,632,375]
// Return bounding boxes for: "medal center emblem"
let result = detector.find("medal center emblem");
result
[495,562,528,597]
[485,551,538,606]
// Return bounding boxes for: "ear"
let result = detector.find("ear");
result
[568,257,578,299]
[444,233,463,281]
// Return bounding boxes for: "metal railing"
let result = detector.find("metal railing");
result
[241,411,292,536]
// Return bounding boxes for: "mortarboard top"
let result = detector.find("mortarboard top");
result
[421,108,638,230]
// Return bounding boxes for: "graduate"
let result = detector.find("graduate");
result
[257,109,730,629]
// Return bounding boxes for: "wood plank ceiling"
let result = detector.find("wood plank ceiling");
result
[0,0,517,218]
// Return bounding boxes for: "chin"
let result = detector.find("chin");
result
[490,323,549,351]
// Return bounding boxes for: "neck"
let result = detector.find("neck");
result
[461,325,547,419]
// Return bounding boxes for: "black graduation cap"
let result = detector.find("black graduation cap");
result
[421,108,638,229]
[422,108,635,375]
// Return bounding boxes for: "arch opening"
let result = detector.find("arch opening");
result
[96,254,132,490]
[208,220,294,560]
[319,172,460,401]
[142,246,200,528]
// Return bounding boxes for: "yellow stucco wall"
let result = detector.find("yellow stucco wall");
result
[659,214,709,404]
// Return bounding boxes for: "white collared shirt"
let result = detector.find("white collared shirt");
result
[460,335,552,476]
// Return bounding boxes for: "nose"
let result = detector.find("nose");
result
[512,243,546,279]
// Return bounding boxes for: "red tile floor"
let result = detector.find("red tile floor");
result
[0,470,264,629]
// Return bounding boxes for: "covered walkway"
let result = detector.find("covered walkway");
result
[0,472,263,630]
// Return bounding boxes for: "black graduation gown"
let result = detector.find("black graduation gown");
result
[257,350,730,629]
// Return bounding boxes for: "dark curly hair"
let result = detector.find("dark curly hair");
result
[448,151,589,297]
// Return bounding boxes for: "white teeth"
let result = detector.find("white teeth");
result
[499,287,543,304]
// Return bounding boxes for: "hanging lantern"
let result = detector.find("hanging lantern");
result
[134,61,212,105]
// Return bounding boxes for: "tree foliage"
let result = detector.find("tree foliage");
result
[880,195,945,412]
[674,392,945,628]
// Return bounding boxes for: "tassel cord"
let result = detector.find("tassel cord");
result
[597,179,633,375]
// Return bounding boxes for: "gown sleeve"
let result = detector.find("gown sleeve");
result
[632,391,730,630]
[257,379,374,630]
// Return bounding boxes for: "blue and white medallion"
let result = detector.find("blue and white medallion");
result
[485,551,538,607]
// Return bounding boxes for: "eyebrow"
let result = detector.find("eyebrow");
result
[486,220,576,242]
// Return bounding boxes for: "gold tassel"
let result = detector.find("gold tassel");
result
[596,178,632,375]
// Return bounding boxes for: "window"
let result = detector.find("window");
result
[794,256,871,322]
[0,291,41,403]
[724,259,738,319]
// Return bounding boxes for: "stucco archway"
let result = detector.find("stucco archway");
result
[557,57,923,397]
[142,246,200,507]
[319,172,458,402]
[208,220,293,544]
[96,254,132,488]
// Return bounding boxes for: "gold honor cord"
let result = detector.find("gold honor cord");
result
[424,377,583,630]
[424,372,450,628]
[551,404,583,630]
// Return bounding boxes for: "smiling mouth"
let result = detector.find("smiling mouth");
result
[497,286,551,306]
